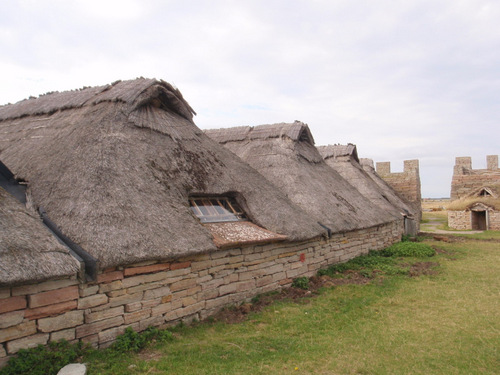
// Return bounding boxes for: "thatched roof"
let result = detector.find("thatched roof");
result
[206,122,398,232]
[0,186,82,286]
[0,79,325,269]
[204,222,287,249]
[210,121,315,145]
[358,158,418,216]
[318,143,359,163]
[318,146,415,219]
[448,185,500,211]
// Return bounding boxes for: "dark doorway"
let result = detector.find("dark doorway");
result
[471,211,487,230]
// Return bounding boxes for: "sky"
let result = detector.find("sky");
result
[1,0,499,198]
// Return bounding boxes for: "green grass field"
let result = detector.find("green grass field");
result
[420,211,449,231]
[79,237,499,375]
[421,210,500,239]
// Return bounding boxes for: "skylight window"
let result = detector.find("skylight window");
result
[189,197,247,223]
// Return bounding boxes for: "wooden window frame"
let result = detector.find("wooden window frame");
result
[189,197,247,223]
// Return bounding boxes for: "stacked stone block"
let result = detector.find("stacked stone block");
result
[0,220,402,366]
[487,155,498,170]
[451,155,500,200]
[488,211,500,230]
[376,160,421,204]
[376,159,422,222]
[447,211,472,230]
[448,210,500,231]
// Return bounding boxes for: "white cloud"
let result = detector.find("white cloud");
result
[0,0,499,197]
[72,0,149,20]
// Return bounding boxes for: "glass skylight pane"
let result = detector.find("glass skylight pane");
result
[189,197,247,223]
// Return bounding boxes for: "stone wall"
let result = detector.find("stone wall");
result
[451,155,500,200]
[489,211,500,230]
[447,211,471,230]
[448,210,500,231]
[376,159,422,221]
[0,220,402,366]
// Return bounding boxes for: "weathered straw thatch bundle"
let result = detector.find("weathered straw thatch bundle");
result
[0,181,81,286]
[359,159,407,201]
[359,158,420,217]
[448,185,500,211]
[205,122,397,233]
[318,144,416,220]
[447,185,500,230]
[0,79,325,272]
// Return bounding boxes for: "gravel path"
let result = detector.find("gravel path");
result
[420,220,483,234]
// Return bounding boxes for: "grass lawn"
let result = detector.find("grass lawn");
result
[420,211,449,231]
[451,231,500,241]
[81,237,499,375]
[421,211,448,223]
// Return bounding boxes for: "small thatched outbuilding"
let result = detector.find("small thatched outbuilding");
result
[448,185,500,230]
[318,144,419,235]
[205,121,399,234]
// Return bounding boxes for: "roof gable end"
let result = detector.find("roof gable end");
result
[0,78,196,123]
[318,144,359,163]
[205,121,315,146]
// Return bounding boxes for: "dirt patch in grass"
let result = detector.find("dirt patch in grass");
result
[421,233,470,243]
[433,246,457,256]
[208,273,371,324]
[409,262,439,277]
[421,232,500,243]
[210,290,311,324]
[137,350,163,362]
[312,272,372,287]
[208,258,443,324]
[431,235,466,242]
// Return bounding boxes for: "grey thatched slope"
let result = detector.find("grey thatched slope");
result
[318,144,415,219]
[0,79,325,269]
[448,184,500,211]
[358,158,417,216]
[206,122,397,233]
[318,144,359,162]
[0,187,81,286]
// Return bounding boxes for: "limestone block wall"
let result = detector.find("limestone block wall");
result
[0,220,402,366]
[448,210,500,231]
[489,212,500,230]
[487,155,499,170]
[376,160,422,221]
[451,155,500,199]
[448,211,472,230]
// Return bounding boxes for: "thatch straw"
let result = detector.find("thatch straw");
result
[0,187,82,286]
[318,145,416,219]
[204,222,287,249]
[447,197,500,211]
[447,185,500,211]
[360,158,419,213]
[318,144,359,162]
[0,79,325,269]
[206,122,399,232]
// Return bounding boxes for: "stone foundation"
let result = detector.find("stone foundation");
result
[488,211,500,230]
[448,210,500,231]
[448,211,472,230]
[0,220,402,366]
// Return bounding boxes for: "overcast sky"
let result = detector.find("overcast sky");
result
[1,0,499,197]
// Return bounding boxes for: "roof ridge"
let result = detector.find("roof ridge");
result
[0,78,196,123]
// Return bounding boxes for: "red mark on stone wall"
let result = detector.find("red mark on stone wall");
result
[300,253,306,262]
